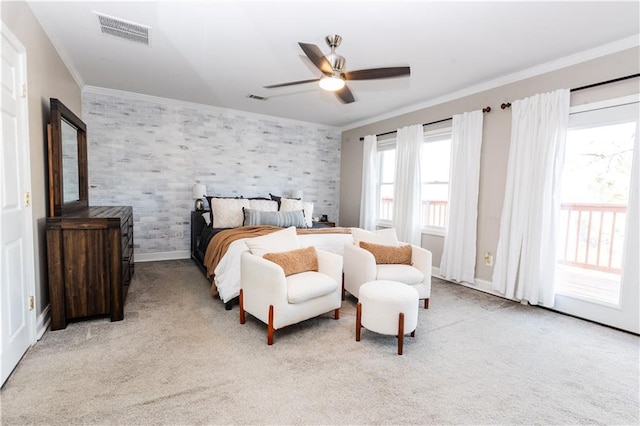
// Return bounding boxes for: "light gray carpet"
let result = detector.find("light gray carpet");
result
[1,259,638,425]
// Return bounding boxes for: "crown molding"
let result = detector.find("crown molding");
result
[341,35,640,132]
[82,85,341,131]
[28,2,85,90]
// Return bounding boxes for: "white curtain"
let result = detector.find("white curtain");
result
[393,125,423,245]
[440,110,484,284]
[620,120,639,317]
[492,89,570,307]
[359,135,378,230]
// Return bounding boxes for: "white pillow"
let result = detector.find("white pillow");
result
[351,228,399,246]
[211,198,250,228]
[245,226,300,257]
[280,198,313,228]
[249,199,278,211]
[280,197,304,212]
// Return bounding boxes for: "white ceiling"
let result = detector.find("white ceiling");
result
[28,1,640,129]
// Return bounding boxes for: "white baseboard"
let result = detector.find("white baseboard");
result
[135,250,190,262]
[432,269,509,300]
[459,278,507,299]
[36,305,50,341]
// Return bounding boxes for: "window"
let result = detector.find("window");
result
[376,129,452,234]
[556,98,638,305]
[421,132,452,232]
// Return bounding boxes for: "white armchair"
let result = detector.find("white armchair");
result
[343,243,432,309]
[239,248,343,345]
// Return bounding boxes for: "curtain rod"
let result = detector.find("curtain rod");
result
[358,106,491,141]
[500,73,640,109]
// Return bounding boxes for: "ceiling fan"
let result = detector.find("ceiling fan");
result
[264,35,410,104]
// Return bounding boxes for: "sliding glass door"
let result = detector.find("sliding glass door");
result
[554,97,639,333]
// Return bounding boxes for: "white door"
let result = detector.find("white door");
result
[1,23,35,386]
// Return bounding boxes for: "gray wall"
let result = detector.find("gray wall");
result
[2,1,82,329]
[340,47,640,282]
[82,88,341,259]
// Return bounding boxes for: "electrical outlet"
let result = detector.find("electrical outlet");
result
[175,231,184,239]
[484,252,494,266]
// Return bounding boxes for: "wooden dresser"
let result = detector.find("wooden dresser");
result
[46,206,134,330]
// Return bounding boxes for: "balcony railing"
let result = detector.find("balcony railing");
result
[558,203,626,274]
[380,199,626,275]
[380,198,448,228]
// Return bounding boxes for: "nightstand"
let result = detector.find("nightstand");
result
[312,221,336,228]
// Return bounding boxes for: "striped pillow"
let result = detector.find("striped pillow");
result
[243,208,306,228]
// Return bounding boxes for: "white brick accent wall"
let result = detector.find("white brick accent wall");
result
[82,87,341,258]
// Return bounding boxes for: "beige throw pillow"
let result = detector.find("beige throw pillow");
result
[359,241,412,265]
[263,246,319,277]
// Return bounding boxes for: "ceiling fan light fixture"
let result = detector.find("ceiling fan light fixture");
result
[319,75,345,92]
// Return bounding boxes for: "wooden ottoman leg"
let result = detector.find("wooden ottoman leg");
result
[267,305,274,345]
[356,302,362,341]
[239,289,245,324]
[398,312,405,355]
[334,308,340,320]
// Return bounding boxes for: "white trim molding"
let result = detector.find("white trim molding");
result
[342,35,640,132]
[36,306,51,340]
[135,250,190,263]
[82,85,341,131]
[432,269,510,300]
[27,3,85,89]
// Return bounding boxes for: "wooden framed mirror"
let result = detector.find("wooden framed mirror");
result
[47,98,88,216]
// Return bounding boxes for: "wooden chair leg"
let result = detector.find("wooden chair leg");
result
[341,274,346,301]
[334,308,340,320]
[239,289,245,324]
[424,298,429,309]
[355,302,362,341]
[267,305,274,345]
[398,312,404,355]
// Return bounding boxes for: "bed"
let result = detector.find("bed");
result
[191,196,353,309]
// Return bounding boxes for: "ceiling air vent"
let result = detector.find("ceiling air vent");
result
[247,94,268,101]
[95,12,150,46]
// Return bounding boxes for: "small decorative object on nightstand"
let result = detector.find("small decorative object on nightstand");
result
[192,183,206,211]
[312,220,336,228]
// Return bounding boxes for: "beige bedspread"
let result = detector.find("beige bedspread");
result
[203,225,352,296]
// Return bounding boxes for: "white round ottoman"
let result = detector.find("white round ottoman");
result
[356,280,419,355]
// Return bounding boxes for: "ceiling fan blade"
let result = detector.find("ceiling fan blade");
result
[264,78,321,89]
[335,85,355,104]
[343,66,411,81]
[298,42,333,75]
